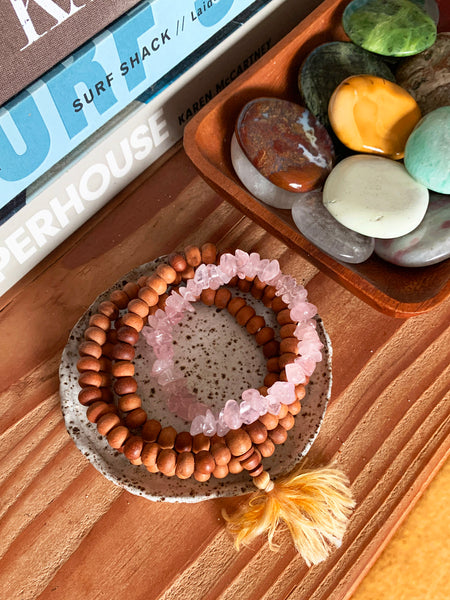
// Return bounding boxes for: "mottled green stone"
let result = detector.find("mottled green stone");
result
[298,41,395,128]
[404,107,450,194]
[343,0,437,57]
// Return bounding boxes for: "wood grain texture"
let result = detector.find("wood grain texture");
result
[0,149,448,600]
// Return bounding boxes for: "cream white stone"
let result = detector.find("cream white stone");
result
[323,155,429,239]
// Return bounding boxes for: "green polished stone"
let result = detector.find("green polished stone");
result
[343,0,437,57]
[404,106,450,194]
[298,41,395,128]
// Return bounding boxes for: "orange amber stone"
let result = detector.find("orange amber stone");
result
[328,75,421,160]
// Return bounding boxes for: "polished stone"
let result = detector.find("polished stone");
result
[396,33,450,115]
[323,154,429,238]
[298,41,395,128]
[291,190,375,263]
[404,106,450,194]
[232,97,334,208]
[328,74,421,159]
[343,0,437,57]
[374,192,450,266]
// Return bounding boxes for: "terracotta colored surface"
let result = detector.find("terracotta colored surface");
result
[0,146,448,599]
[183,0,450,317]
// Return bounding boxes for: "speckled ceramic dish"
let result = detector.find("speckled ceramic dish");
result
[60,257,332,503]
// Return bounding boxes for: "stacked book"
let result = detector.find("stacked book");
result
[0,0,322,297]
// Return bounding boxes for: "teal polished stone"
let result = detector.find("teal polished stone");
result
[404,106,450,194]
[298,41,395,128]
[342,0,437,57]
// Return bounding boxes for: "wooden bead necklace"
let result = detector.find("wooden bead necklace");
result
[76,243,323,490]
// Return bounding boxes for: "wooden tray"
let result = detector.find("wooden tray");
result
[183,0,450,318]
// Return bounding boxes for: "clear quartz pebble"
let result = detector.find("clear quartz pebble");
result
[223,399,242,430]
[291,190,375,263]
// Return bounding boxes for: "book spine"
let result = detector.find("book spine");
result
[0,0,144,106]
[0,0,267,208]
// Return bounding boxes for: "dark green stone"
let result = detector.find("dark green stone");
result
[298,41,395,128]
[343,0,437,57]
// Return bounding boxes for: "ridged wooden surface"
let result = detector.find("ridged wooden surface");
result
[0,147,448,600]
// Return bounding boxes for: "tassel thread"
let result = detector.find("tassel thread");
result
[223,462,355,566]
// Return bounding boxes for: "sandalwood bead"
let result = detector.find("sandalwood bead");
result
[175,431,193,453]
[123,281,140,299]
[214,287,232,309]
[89,313,111,331]
[185,245,201,267]
[97,412,121,436]
[111,342,135,361]
[200,288,216,306]
[195,450,215,474]
[246,315,265,335]
[118,393,141,412]
[228,275,239,287]
[125,408,147,429]
[250,284,264,300]
[288,398,302,416]
[107,425,129,449]
[237,278,252,293]
[245,420,268,444]
[213,464,229,479]
[262,286,276,306]
[156,263,177,284]
[278,403,289,419]
[295,385,306,402]
[99,372,112,387]
[98,300,119,320]
[168,252,187,272]
[109,290,129,309]
[279,412,295,431]
[78,386,102,406]
[138,286,159,307]
[225,429,252,457]
[173,272,183,285]
[194,471,211,482]
[99,356,112,372]
[192,433,210,453]
[266,357,280,373]
[141,442,160,467]
[137,275,148,287]
[100,388,114,403]
[157,449,177,476]
[86,401,115,423]
[280,337,299,355]
[148,275,168,296]
[128,298,150,318]
[129,457,142,466]
[252,276,266,291]
[146,464,160,474]
[240,450,262,471]
[201,242,217,264]
[259,412,279,430]
[157,426,177,449]
[264,372,279,387]
[76,356,101,373]
[279,353,297,369]
[124,435,144,461]
[263,339,279,359]
[227,297,246,317]
[280,323,297,338]
[79,340,102,359]
[269,424,288,445]
[277,308,294,326]
[107,330,118,344]
[181,265,195,280]
[176,452,195,479]
[210,443,232,466]
[78,370,103,388]
[121,312,144,332]
[255,327,275,346]
[271,296,288,313]
[257,438,276,458]
[111,361,135,378]
[249,464,265,477]
[117,325,140,345]
[114,376,138,396]
[142,419,162,442]
[228,456,244,474]
[236,447,255,462]
[236,305,256,327]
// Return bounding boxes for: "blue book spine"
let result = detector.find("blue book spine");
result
[0,0,266,209]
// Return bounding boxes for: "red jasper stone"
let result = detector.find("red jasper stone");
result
[236,97,334,193]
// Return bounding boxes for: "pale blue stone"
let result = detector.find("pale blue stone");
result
[291,190,375,263]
